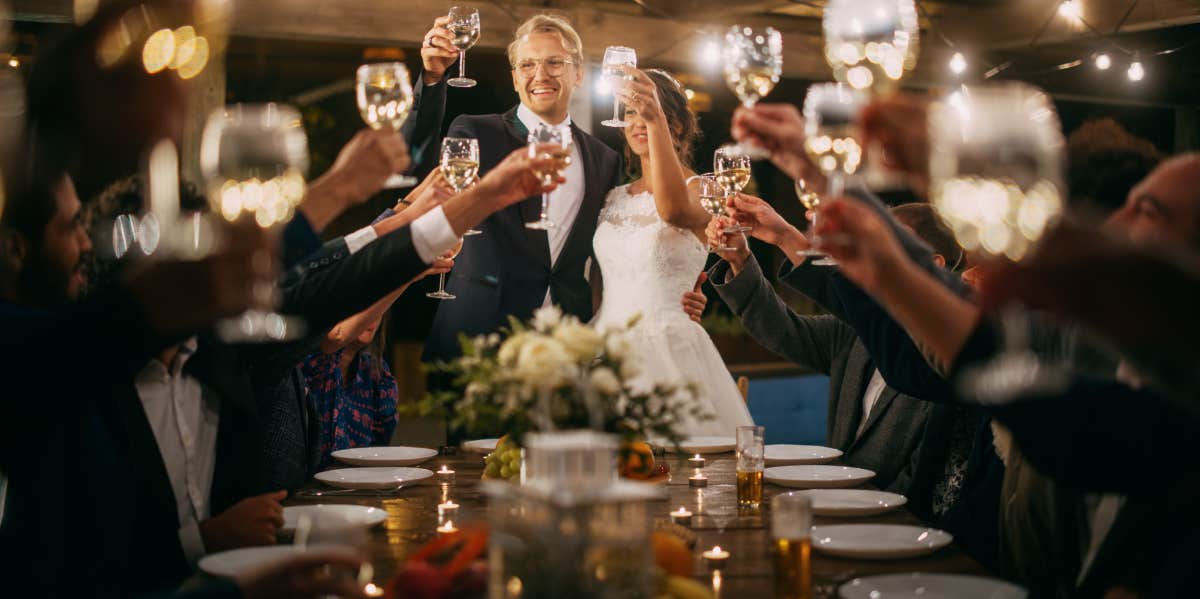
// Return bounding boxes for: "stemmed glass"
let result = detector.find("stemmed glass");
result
[356,62,417,188]
[441,137,481,236]
[200,103,308,342]
[928,82,1066,401]
[802,83,866,265]
[525,122,571,230]
[694,173,736,252]
[601,46,637,128]
[426,240,465,300]
[701,486,738,534]
[723,26,781,159]
[714,145,752,233]
[822,0,919,95]
[794,179,823,258]
[446,6,480,88]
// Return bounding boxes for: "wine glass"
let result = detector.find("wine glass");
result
[723,26,781,159]
[693,173,736,252]
[822,0,919,95]
[446,6,480,88]
[802,83,866,265]
[525,122,571,230]
[356,62,417,187]
[714,146,752,233]
[441,137,481,236]
[928,82,1066,402]
[601,46,637,128]
[794,179,823,258]
[702,486,739,534]
[199,103,308,342]
[294,510,382,597]
[426,239,465,300]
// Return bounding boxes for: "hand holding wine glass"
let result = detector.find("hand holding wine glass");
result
[524,123,572,230]
[614,66,665,126]
[419,16,459,84]
[446,7,481,88]
[731,103,825,187]
[427,240,465,300]
[695,173,737,251]
[440,137,482,235]
[705,216,750,268]
[601,46,637,128]
[356,62,417,188]
[714,146,753,233]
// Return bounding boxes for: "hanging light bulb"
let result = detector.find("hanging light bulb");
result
[1058,0,1081,20]
[1093,53,1111,70]
[1127,57,1144,82]
[949,52,967,75]
[700,38,721,64]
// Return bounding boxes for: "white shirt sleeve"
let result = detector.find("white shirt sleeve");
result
[344,226,379,254]
[178,521,207,564]
[410,205,459,263]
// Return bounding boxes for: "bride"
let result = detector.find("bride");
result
[591,67,754,436]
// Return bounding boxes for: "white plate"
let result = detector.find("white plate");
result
[280,505,387,534]
[314,467,434,490]
[798,489,907,517]
[812,524,953,559]
[199,546,302,578]
[331,446,438,467]
[659,436,736,454]
[839,573,1027,598]
[462,438,499,454]
[764,465,874,489]
[764,444,843,466]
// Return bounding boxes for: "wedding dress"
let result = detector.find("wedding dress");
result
[591,184,754,436]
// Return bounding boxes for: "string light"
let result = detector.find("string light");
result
[949,52,967,75]
[1093,52,1111,70]
[1057,0,1081,20]
[6,57,17,68]
[1127,57,1144,81]
[700,38,721,64]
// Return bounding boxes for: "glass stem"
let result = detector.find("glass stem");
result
[437,273,447,294]
[612,98,621,123]
[540,192,550,221]
[828,172,845,199]
[458,51,466,78]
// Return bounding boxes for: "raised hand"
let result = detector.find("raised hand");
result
[199,490,287,553]
[813,197,907,294]
[859,93,931,185]
[399,168,455,218]
[730,103,823,188]
[477,147,567,208]
[725,193,802,247]
[705,216,750,271]
[681,272,709,323]
[420,16,459,84]
[615,66,665,126]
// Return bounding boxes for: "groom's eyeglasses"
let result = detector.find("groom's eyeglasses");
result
[513,57,577,77]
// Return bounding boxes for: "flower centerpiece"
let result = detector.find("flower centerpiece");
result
[416,306,709,481]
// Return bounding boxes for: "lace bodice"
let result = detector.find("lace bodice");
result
[592,184,707,329]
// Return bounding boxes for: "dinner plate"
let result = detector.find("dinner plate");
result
[798,489,907,517]
[764,444,843,466]
[331,446,438,467]
[658,436,736,454]
[764,465,874,489]
[314,467,434,490]
[839,573,1027,598]
[199,546,303,578]
[812,524,953,559]
[280,505,387,534]
[462,438,499,454]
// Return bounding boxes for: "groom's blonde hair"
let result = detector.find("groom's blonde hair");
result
[506,14,584,68]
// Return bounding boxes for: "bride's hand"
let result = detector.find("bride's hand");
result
[705,217,750,273]
[615,67,665,127]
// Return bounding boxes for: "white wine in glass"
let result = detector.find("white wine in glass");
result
[601,46,637,128]
[714,145,753,233]
[200,103,309,342]
[356,62,417,187]
[723,26,781,159]
[802,83,866,265]
[822,0,919,95]
[795,179,824,258]
[525,123,571,230]
[446,6,480,88]
[440,137,481,235]
[427,239,465,300]
[693,173,736,252]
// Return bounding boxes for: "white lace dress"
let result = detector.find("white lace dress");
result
[592,184,754,436]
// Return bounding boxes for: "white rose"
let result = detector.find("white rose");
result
[620,358,640,380]
[553,323,603,363]
[589,366,621,395]
[465,381,488,398]
[515,335,572,390]
[531,305,563,332]
[498,332,529,366]
[604,333,631,360]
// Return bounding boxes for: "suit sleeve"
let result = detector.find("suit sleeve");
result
[709,254,847,376]
[401,74,449,180]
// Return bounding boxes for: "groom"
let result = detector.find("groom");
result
[407,14,623,362]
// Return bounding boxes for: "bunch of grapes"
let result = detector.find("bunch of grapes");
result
[483,437,522,481]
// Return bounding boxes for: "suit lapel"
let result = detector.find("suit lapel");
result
[847,386,900,451]
[504,107,552,269]
[830,344,871,450]
[552,124,606,274]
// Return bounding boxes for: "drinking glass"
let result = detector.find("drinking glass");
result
[446,6,480,88]
[822,0,919,95]
[723,25,781,159]
[200,103,308,342]
[294,511,382,598]
[794,179,823,258]
[356,62,417,187]
[701,486,738,533]
[440,137,481,235]
[601,46,637,128]
[802,83,866,265]
[771,492,813,599]
[735,425,764,509]
[714,146,753,233]
[426,239,465,300]
[693,173,736,252]
[525,122,571,230]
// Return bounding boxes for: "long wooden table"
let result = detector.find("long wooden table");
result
[286,450,989,598]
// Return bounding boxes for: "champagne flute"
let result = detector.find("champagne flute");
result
[822,0,919,95]
[200,103,308,342]
[802,83,866,266]
[426,239,465,300]
[445,6,480,88]
[723,26,781,159]
[714,145,752,233]
[601,46,637,128]
[525,122,571,230]
[929,82,1066,402]
[440,137,481,236]
[356,62,417,187]
[694,173,736,252]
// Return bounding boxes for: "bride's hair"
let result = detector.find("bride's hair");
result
[624,69,700,179]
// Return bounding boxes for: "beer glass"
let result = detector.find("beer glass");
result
[736,425,764,509]
[771,492,813,599]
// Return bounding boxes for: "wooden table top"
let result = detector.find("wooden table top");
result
[286,450,990,598]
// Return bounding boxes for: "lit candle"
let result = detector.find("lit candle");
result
[702,545,731,569]
[688,453,706,469]
[436,465,456,484]
[363,583,385,598]
[437,501,460,525]
[688,471,708,488]
[437,520,458,536]
[669,506,693,526]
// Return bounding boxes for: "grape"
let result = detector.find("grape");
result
[500,465,513,479]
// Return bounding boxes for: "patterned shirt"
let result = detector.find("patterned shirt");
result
[300,349,399,469]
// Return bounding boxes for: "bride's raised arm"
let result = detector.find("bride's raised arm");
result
[617,67,711,234]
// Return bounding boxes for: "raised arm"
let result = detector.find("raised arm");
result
[401,16,456,179]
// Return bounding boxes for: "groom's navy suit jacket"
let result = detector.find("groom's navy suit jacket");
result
[403,78,622,362]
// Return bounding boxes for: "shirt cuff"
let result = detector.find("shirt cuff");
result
[410,205,458,263]
[344,226,379,255]
[179,521,208,564]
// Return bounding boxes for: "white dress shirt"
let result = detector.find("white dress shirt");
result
[855,369,888,440]
[134,337,221,564]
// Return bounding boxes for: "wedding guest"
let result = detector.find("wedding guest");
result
[1067,118,1161,219]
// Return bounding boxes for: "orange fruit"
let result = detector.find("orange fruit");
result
[651,531,692,577]
[619,440,655,479]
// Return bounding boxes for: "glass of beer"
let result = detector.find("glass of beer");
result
[736,425,765,509]
[771,492,813,599]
